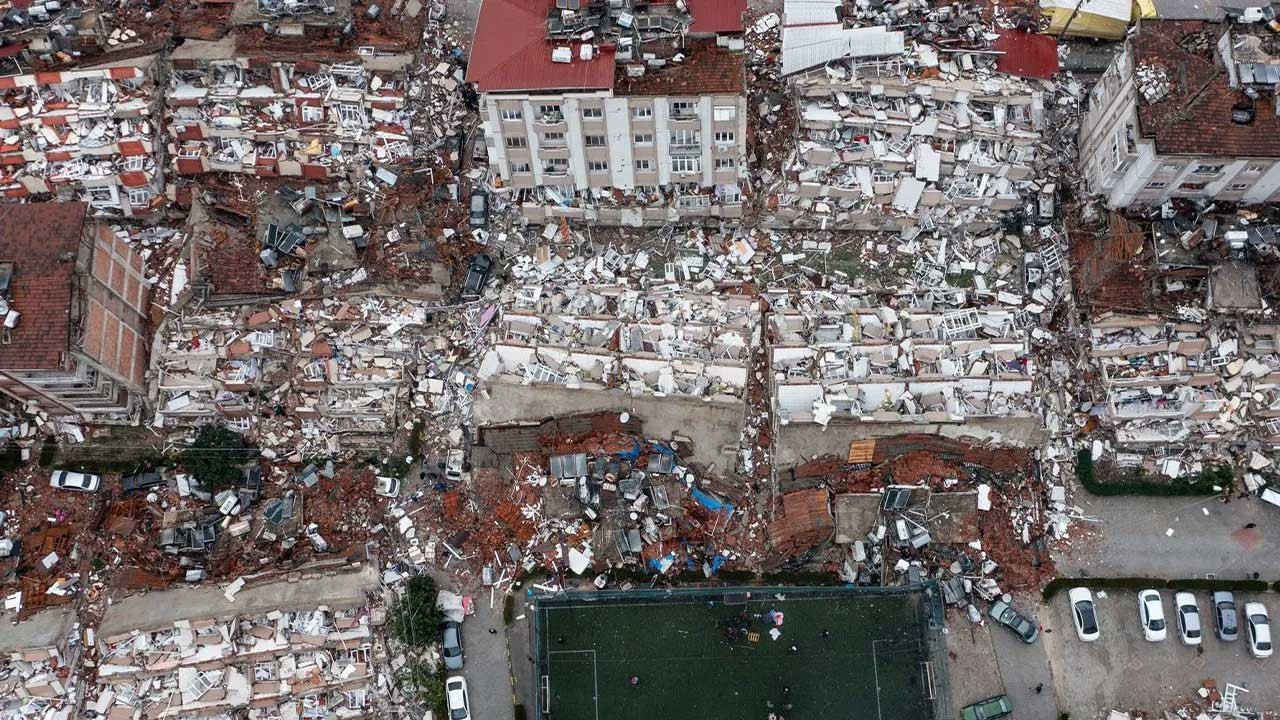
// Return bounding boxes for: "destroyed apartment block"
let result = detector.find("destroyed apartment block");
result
[92,603,377,719]
[767,290,1035,428]
[0,56,163,216]
[166,38,416,179]
[0,609,79,720]
[0,204,150,424]
[478,288,760,401]
[772,0,1049,232]
[0,0,153,73]
[468,0,750,225]
[152,295,433,455]
[1079,19,1280,209]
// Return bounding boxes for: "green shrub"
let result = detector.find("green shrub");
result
[392,575,442,647]
[401,660,447,716]
[1044,576,1275,602]
[181,426,257,492]
[1075,449,1229,497]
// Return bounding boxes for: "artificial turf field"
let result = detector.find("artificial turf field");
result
[535,587,939,720]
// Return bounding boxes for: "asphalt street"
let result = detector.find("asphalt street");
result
[460,594,514,720]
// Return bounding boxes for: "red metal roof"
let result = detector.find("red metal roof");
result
[994,30,1059,81]
[466,0,616,93]
[0,203,85,371]
[686,0,746,34]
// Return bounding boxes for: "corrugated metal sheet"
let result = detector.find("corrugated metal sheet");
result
[994,29,1060,80]
[782,0,842,25]
[465,0,616,92]
[780,24,904,75]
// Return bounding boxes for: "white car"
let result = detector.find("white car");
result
[1069,587,1100,642]
[49,471,101,492]
[1174,592,1202,646]
[375,475,400,498]
[445,676,471,720]
[1138,589,1166,642]
[1244,602,1273,659]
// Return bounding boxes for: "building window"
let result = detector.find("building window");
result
[635,159,653,171]
[671,101,696,118]
[511,162,532,173]
[581,107,603,120]
[545,159,569,175]
[588,160,608,172]
[714,131,735,145]
[1178,181,1208,191]
[584,135,606,147]
[542,132,564,144]
[671,157,701,174]
[538,104,562,120]
[500,108,523,121]
[715,158,736,170]
[1145,181,1167,189]
[1228,183,1250,191]
[1159,162,1181,172]
[719,185,742,203]
[336,104,364,126]
[713,106,736,121]
[1246,164,1267,173]
[123,155,146,171]
[671,129,700,147]
[128,188,153,206]
[1193,164,1224,175]
[86,186,118,206]
[505,136,527,148]
[633,133,654,145]
[632,105,653,119]
[301,105,324,123]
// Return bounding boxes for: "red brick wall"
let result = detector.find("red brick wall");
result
[81,224,149,390]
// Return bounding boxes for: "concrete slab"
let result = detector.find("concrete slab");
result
[474,384,743,470]
[98,564,378,637]
[833,493,881,544]
[0,607,75,652]
[775,417,1046,469]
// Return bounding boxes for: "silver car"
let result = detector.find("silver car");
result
[1213,591,1238,642]
[441,620,464,670]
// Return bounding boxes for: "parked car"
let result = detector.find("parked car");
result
[468,192,488,228]
[960,695,1012,720]
[441,620,464,670]
[463,253,493,297]
[1174,592,1202,646]
[49,470,101,492]
[989,600,1039,643]
[445,675,471,720]
[121,470,165,494]
[1069,587,1100,642]
[1244,602,1272,658]
[375,475,400,498]
[1213,591,1238,642]
[1138,589,1166,642]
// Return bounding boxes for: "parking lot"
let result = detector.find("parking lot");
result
[1042,588,1276,716]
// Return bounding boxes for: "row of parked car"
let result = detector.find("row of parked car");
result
[1068,587,1273,658]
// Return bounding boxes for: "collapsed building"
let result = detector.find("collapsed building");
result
[0,203,150,423]
[0,56,163,216]
[468,0,750,225]
[771,0,1056,232]
[0,608,79,720]
[1079,18,1280,208]
[167,38,416,178]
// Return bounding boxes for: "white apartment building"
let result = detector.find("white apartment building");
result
[1079,19,1280,208]
[467,0,748,225]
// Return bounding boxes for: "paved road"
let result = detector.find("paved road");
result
[1056,493,1280,578]
[988,618,1059,720]
[461,595,514,720]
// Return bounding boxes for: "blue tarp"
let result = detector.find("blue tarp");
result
[649,442,676,456]
[691,487,734,515]
[618,439,643,462]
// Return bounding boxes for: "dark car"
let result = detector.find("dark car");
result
[988,599,1039,643]
[463,253,493,297]
[442,620,464,670]
[121,470,165,495]
[961,695,1012,720]
[468,192,488,228]
[1213,591,1238,642]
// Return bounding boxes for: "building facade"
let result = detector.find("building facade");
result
[468,0,748,225]
[1079,19,1280,208]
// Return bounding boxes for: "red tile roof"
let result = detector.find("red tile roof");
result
[1133,20,1280,158]
[994,30,1059,81]
[686,0,746,34]
[466,0,616,93]
[614,39,745,96]
[0,203,85,370]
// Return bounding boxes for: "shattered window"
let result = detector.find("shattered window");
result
[336,104,365,127]
[86,186,118,206]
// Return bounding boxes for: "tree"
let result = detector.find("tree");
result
[392,574,441,647]
[182,426,257,492]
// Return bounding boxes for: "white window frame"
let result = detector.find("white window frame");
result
[714,131,735,145]
[505,136,527,148]
[632,105,653,119]
[510,162,532,173]
[542,131,564,143]
[1144,181,1167,189]
[671,129,699,147]
[634,159,653,171]
[1193,164,1224,175]
[633,133,654,145]
[671,157,700,174]
[86,185,119,206]
[581,107,603,119]
[123,155,146,171]
[500,108,523,121]
[1228,183,1250,191]
[584,135,606,147]
[587,160,608,172]
[336,104,364,127]
[1246,164,1267,173]
[714,157,736,170]
[301,105,324,123]
[713,106,736,121]
[671,101,696,118]
[127,187,153,206]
